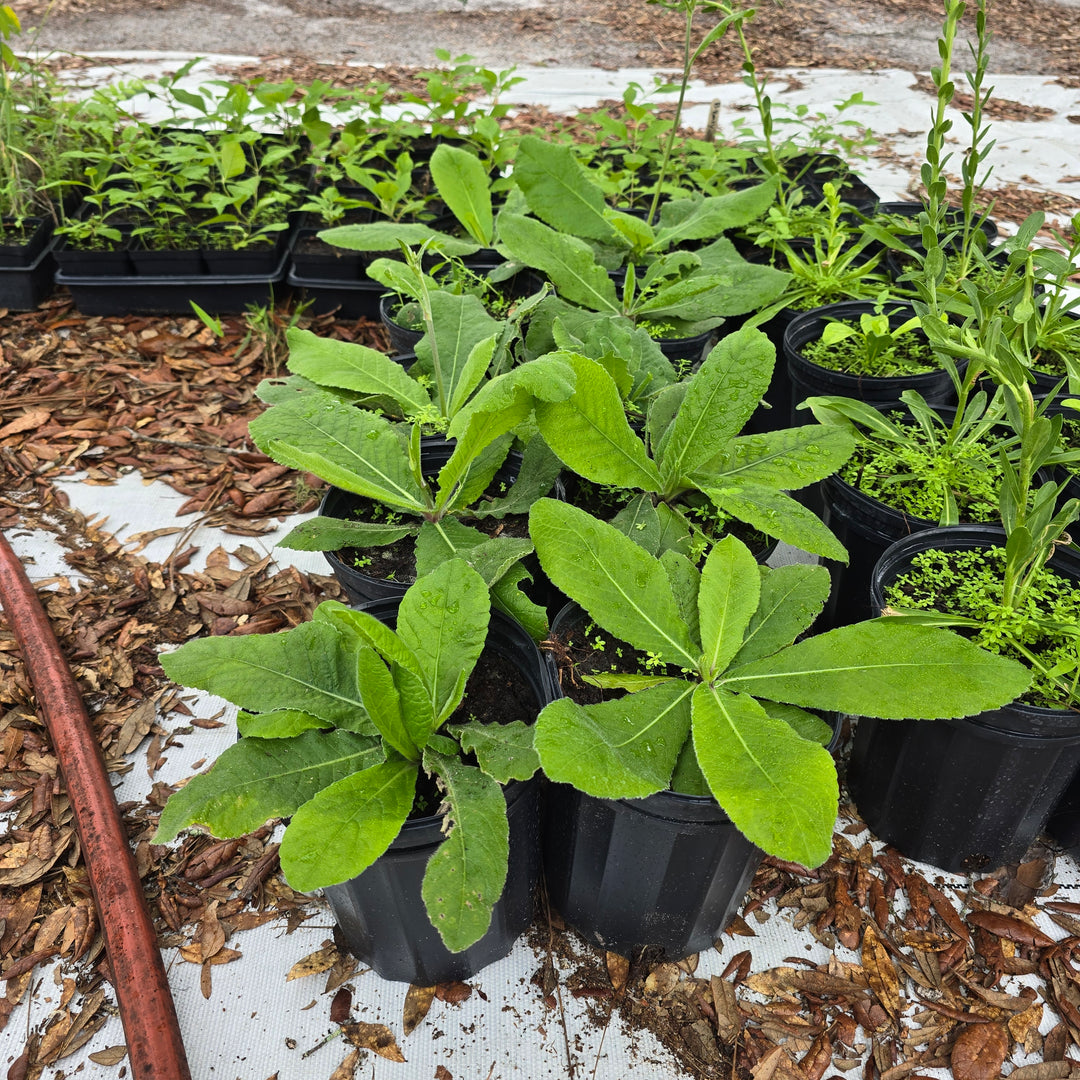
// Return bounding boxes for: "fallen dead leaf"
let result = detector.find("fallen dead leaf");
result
[403,984,435,1036]
[329,1048,361,1080]
[286,945,340,981]
[88,1046,128,1066]
[341,1021,406,1063]
[951,1021,1008,1080]
[862,924,902,1020]
[606,951,629,995]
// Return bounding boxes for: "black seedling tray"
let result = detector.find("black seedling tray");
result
[0,244,57,311]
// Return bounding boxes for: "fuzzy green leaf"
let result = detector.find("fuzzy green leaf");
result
[534,680,694,798]
[698,536,761,678]
[154,730,385,844]
[691,684,838,867]
[722,621,1032,719]
[535,353,662,491]
[415,519,534,587]
[706,484,849,562]
[159,620,373,732]
[730,564,831,666]
[652,183,777,249]
[429,143,494,246]
[318,221,479,256]
[497,213,620,313]
[448,720,540,783]
[530,499,699,667]
[277,517,416,553]
[248,393,426,510]
[421,751,510,952]
[490,564,549,642]
[698,425,857,491]
[235,710,328,738]
[280,758,418,891]
[356,648,417,759]
[285,328,431,417]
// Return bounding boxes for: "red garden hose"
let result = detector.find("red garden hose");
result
[0,530,191,1080]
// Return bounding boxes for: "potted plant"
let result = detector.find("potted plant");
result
[851,379,1080,871]
[533,325,856,563]
[153,560,556,983]
[527,497,1029,958]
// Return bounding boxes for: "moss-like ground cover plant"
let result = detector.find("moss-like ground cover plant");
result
[801,303,937,378]
[527,498,1030,867]
[154,559,542,953]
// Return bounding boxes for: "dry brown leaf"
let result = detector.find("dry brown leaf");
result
[88,1046,127,1066]
[644,962,680,997]
[951,1021,1008,1080]
[862,924,902,1020]
[434,981,472,1005]
[434,1067,453,1080]
[1008,1002,1044,1052]
[1007,1063,1073,1080]
[403,985,435,1036]
[710,975,741,1042]
[286,945,340,981]
[606,951,629,994]
[329,1048,361,1080]
[330,987,353,1026]
[341,1021,406,1063]
[966,911,1054,949]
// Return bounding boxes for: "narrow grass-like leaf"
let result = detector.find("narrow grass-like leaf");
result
[530,499,698,666]
[280,758,418,891]
[691,684,838,867]
[721,621,1032,718]
[534,680,694,798]
[154,730,384,843]
[421,751,510,952]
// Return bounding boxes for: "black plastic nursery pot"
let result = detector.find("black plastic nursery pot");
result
[323,601,557,984]
[0,243,56,311]
[847,525,1080,873]
[0,216,52,268]
[287,268,383,319]
[379,292,425,355]
[290,226,367,282]
[542,784,762,960]
[651,325,717,366]
[783,300,956,428]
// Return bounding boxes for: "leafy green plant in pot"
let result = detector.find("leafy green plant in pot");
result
[850,376,1080,870]
[533,325,856,565]
[249,337,575,637]
[153,559,553,983]
[527,497,1029,957]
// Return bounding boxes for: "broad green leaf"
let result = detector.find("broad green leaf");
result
[316,601,422,677]
[583,672,679,691]
[722,621,1032,718]
[277,517,416,552]
[670,739,710,796]
[491,565,549,642]
[611,494,662,554]
[447,335,496,419]
[429,143,494,246]
[759,702,835,746]
[285,327,430,417]
[691,684,838,867]
[280,758,417,891]
[498,213,620,314]
[433,432,513,516]
[421,751,510,952]
[160,620,374,732]
[236,709,328,738]
[535,353,662,491]
[475,436,563,518]
[318,221,480,256]
[393,659,441,754]
[513,135,621,243]
[698,426,857,491]
[415,519,534,587]
[534,680,694,798]
[248,393,427,510]
[706,484,849,562]
[356,648,416,759]
[698,536,760,677]
[396,560,490,723]
[633,273,758,321]
[657,327,776,487]
[530,499,699,667]
[154,730,384,843]
[448,720,540,783]
[691,237,792,315]
[654,502,695,558]
[730,564,831,666]
[652,183,778,250]
[660,549,701,648]
[415,292,501,418]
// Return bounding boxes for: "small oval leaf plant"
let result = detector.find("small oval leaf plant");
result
[154,558,541,954]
